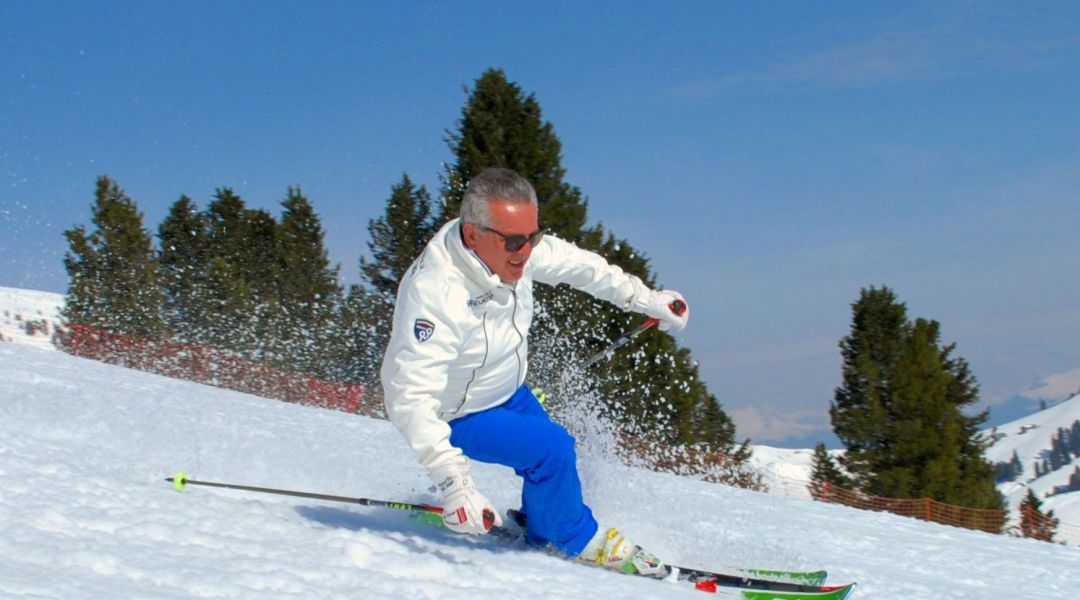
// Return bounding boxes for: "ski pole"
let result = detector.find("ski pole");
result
[166,471,496,530]
[582,298,687,368]
[168,471,441,514]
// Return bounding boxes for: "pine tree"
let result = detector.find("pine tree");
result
[63,176,167,339]
[204,188,282,304]
[808,442,850,499]
[940,343,1001,508]
[340,174,437,388]
[830,286,909,490]
[277,186,342,378]
[1018,488,1058,542]
[1050,429,1069,471]
[157,195,211,343]
[877,318,956,499]
[439,68,587,240]
[334,284,392,387]
[995,450,1023,483]
[830,286,1002,510]
[1067,418,1075,457]
[360,174,436,299]
[195,256,256,353]
[201,188,283,358]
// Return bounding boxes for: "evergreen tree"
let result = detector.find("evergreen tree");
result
[940,343,1000,508]
[808,442,851,499]
[63,176,167,339]
[994,451,1023,483]
[439,68,741,452]
[201,188,283,358]
[342,174,437,389]
[830,286,909,489]
[875,319,955,499]
[198,255,257,352]
[1069,466,1080,493]
[1050,429,1070,471]
[335,284,393,388]
[360,174,436,298]
[439,68,587,239]
[1018,488,1058,542]
[205,188,282,303]
[157,195,211,343]
[830,286,1002,510]
[277,186,342,377]
[1012,451,1024,480]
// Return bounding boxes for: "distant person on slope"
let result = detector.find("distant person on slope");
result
[380,167,688,575]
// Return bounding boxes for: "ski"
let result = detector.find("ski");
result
[737,568,828,586]
[667,564,855,598]
[502,510,852,597]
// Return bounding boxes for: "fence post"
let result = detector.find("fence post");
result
[925,497,933,522]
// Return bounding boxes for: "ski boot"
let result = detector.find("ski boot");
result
[577,526,669,578]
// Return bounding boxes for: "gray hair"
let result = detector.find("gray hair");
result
[460,168,537,227]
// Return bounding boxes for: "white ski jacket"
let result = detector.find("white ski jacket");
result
[381,218,653,472]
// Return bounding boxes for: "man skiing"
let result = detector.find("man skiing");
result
[381,167,688,575]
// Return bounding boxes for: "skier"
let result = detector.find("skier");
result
[381,167,688,575]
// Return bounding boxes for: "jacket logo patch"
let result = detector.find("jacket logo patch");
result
[413,319,435,342]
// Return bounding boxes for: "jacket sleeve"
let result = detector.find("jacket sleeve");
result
[529,234,652,313]
[380,275,466,472]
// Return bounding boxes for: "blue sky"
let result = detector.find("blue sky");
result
[3,1,1078,446]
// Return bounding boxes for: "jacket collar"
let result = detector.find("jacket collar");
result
[442,218,512,294]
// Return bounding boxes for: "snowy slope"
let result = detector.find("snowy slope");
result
[0,285,64,350]
[2,343,1079,599]
[751,406,1080,546]
[986,392,1080,538]
[746,445,826,500]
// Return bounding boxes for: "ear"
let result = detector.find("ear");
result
[462,222,480,250]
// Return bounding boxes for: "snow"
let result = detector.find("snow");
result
[746,445,832,500]
[985,392,1080,541]
[0,285,64,351]
[3,342,1079,599]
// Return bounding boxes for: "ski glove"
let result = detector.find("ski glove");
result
[429,460,503,535]
[642,289,689,332]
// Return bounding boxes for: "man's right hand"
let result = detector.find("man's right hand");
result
[429,460,503,535]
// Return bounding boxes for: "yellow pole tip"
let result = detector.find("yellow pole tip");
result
[172,471,188,491]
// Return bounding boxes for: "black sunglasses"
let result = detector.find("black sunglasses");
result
[480,226,545,252]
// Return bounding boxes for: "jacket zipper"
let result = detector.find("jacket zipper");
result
[455,312,489,416]
[510,288,524,385]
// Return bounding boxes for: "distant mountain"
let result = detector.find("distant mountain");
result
[769,429,844,451]
[983,394,1044,429]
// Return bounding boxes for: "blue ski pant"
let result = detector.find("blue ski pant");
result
[448,384,597,557]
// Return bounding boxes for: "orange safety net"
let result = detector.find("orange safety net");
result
[56,323,371,416]
[811,480,1008,534]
